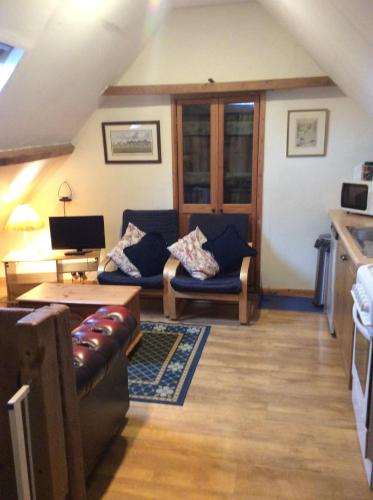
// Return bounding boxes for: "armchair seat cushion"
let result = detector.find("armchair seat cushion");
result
[98,270,163,289]
[171,270,241,294]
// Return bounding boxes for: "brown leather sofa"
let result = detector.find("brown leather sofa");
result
[0,304,137,499]
[71,305,137,477]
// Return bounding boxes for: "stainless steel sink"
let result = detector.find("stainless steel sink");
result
[347,226,373,256]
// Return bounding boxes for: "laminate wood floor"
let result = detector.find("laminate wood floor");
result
[87,301,373,499]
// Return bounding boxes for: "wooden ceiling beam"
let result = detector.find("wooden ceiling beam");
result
[0,143,74,166]
[103,76,335,96]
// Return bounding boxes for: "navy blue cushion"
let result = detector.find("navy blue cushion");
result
[98,270,163,289]
[202,225,256,273]
[189,213,249,240]
[123,233,169,277]
[122,209,179,245]
[171,270,241,294]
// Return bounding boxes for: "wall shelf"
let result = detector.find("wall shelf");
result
[102,76,335,97]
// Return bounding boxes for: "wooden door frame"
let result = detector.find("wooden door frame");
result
[255,92,265,290]
[171,92,265,289]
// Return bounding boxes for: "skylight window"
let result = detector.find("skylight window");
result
[0,42,24,92]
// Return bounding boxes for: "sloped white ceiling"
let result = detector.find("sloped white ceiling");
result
[0,0,372,150]
[0,0,174,149]
[0,0,58,49]
[172,0,245,5]
[257,0,373,115]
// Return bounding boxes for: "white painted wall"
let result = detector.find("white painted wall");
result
[118,2,324,85]
[25,96,174,254]
[2,2,373,291]
[262,87,373,289]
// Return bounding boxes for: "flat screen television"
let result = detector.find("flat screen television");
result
[49,215,105,255]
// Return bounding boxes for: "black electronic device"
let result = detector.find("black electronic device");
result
[49,215,105,255]
[362,162,373,181]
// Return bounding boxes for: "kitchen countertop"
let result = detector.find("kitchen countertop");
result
[329,209,373,268]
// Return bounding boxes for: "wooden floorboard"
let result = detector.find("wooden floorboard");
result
[87,301,373,500]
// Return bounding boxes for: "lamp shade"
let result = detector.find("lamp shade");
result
[5,204,44,231]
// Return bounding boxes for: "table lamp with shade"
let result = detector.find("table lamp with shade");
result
[5,204,44,253]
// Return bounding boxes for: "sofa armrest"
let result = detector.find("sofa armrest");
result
[97,256,118,275]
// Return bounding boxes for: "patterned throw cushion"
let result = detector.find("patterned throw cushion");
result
[167,227,219,280]
[107,222,145,277]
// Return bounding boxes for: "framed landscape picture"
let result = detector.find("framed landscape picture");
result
[102,121,161,164]
[286,109,328,157]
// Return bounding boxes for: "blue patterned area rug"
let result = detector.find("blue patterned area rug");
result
[128,322,211,406]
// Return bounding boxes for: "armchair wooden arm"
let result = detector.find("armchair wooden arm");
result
[163,256,181,317]
[240,256,251,284]
[239,255,252,324]
[163,256,182,281]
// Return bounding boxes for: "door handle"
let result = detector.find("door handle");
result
[352,304,373,341]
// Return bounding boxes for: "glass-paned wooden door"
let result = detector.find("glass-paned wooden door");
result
[219,96,259,214]
[177,99,218,214]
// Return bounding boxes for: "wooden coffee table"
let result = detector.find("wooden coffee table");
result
[16,282,142,353]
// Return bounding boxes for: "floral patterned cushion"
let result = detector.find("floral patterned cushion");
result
[167,227,219,280]
[107,222,145,277]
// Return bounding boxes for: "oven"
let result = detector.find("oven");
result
[351,264,373,487]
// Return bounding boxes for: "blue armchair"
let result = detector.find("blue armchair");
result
[97,209,179,316]
[165,214,253,324]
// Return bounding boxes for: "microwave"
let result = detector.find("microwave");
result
[341,181,373,215]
